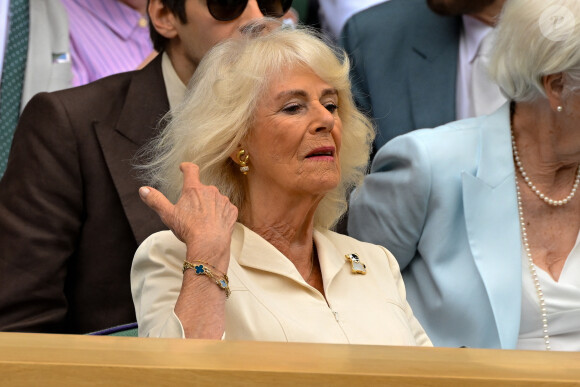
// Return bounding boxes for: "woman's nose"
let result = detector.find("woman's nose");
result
[313,104,335,133]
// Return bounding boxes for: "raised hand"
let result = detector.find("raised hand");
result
[139,162,238,271]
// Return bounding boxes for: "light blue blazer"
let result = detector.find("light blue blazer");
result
[348,103,522,349]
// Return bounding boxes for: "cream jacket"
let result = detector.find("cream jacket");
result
[131,223,431,346]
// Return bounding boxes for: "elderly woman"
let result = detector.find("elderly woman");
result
[131,23,431,345]
[349,0,580,351]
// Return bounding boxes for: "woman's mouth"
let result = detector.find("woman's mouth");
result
[305,147,335,160]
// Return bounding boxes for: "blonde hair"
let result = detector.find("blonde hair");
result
[139,22,375,229]
[489,0,580,101]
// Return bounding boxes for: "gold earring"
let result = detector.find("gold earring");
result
[238,149,249,175]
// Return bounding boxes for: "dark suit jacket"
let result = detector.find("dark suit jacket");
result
[341,0,462,149]
[0,55,168,333]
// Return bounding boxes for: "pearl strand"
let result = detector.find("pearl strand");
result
[511,134,580,206]
[514,179,551,351]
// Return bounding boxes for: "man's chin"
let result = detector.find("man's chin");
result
[426,0,496,16]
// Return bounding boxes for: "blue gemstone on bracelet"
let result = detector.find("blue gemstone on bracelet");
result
[195,265,205,274]
[219,279,227,289]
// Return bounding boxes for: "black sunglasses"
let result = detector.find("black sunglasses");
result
[207,0,293,22]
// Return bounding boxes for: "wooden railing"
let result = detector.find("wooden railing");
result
[0,332,579,386]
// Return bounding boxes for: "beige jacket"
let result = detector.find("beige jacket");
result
[131,223,431,346]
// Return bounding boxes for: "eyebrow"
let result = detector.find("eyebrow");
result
[275,88,338,100]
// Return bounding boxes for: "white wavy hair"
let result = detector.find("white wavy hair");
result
[489,0,580,102]
[138,22,375,229]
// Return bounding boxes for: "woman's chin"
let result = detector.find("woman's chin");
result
[309,176,341,196]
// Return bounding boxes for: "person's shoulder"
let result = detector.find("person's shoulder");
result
[317,229,403,273]
[391,115,485,148]
[348,0,447,29]
[25,57,164,119]
[143,229,181,245]
[54,54,162,100]
[136,230,184,260]
[343,0,460,50]
[370,115,487,176]
[51,68,140,101]
[20,71,139,121]
[18,71,136,132]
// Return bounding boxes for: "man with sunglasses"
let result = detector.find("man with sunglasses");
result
[0,0,292,334]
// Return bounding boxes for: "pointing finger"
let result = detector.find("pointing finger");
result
[139,186,175,225]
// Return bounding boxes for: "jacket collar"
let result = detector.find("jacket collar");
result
[408,14,461,129]
[94,55,169,244]
[233,224,345,293]
[461,103,522,348]
[115,54,168,147]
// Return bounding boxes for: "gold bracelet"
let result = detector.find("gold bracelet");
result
[186,259,227,278]
[183,260,231,299]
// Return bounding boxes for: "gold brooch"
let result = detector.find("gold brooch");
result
[345,253,366,274]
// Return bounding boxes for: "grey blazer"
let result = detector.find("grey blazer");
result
[21,0,72,108]
[341,0,461,149]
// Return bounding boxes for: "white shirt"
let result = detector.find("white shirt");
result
[338,4,501,120]
[132,223,432,346]
[319,0,387,41]
[456,15,495,120]
[518,232,580,351]
[161,51,186,110]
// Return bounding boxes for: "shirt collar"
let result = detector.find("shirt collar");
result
[70,0,146,40]
[233,223,347,289]
[161,52,187,110]
[462,15,494,64]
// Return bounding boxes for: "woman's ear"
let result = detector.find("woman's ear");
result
[149,0,179,40]
[543,73,565,112]
[230,146,243,165]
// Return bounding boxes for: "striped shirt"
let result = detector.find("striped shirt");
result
[61,0,153,86]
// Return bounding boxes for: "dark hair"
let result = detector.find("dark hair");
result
[148,0,188,52]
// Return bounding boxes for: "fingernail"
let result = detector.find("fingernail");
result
[139,187,151,198]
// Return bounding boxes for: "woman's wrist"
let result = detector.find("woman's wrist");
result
[185,244,230,273]
[183,260,231,298]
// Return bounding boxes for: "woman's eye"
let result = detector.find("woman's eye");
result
[281,103,302,114]
[325,103,338,113]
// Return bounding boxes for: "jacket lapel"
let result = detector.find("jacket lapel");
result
[461,103,522,348]
[95,55,168,244]
[236,225,306,284]
[313,230,351,292]
[408,15,460,129]
[235,225,345,291]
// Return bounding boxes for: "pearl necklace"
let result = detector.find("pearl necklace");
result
[511,134,580,206]
[514,177,551,351]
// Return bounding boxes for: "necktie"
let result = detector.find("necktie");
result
[471,30,506,117]
[0,0,29,176]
